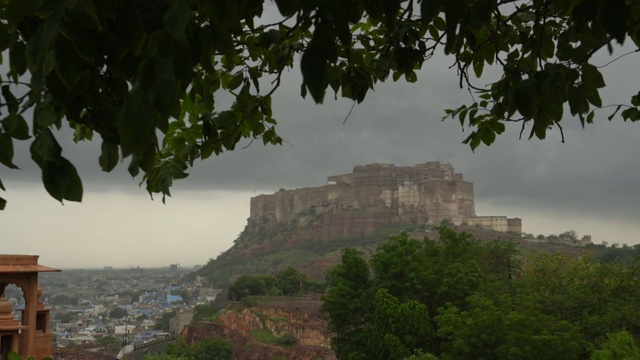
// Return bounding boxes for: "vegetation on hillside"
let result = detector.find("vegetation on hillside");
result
[143,337,234,360]
[321,228,640,359]
[227,266,324,301]
[195,222,424,286]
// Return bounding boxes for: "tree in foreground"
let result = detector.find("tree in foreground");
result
[1,0,639,209]
[146,337,233,360]
[321,229,640,359]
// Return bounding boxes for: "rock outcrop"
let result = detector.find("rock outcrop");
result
[181,297,335,360]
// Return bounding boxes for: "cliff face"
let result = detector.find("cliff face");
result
[181,298,335,360]
[242,162,476,253]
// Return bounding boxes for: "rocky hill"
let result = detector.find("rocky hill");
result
[181,296,335,360]
[195,162,523,286]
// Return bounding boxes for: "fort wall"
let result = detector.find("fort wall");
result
[248,162,520,241]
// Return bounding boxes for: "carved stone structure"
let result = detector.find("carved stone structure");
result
[249,162,521,240]
[0,255,60,360]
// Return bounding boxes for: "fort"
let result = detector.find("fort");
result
[248,162,521,241]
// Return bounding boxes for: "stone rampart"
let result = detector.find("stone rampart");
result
[247,162,520,241]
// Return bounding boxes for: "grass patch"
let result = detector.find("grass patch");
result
[249,329,296,348]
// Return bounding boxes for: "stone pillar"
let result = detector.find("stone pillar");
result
[21,273,39,358]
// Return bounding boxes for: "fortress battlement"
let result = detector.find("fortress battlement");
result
[249,162,520,240]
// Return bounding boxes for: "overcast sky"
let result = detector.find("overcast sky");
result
[2,32,639,269]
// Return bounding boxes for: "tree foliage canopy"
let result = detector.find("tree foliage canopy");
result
[1,0,639,209]
[321,229,640,359]
[227,265,324,300]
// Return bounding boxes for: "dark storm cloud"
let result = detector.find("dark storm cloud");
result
[4,40,639,229]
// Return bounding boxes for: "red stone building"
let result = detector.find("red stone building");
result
[0,255,59,360]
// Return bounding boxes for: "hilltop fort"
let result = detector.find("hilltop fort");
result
[247,162,521,243]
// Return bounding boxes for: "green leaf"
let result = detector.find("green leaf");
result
[515,79,537,118]
[34,103,59,128]
[274,0,301,16]
[472,57,484,78]
[80,0,101,28]
[301,24,336,103]
[41,157,83,202]
[443,0,465,53]
[0,134,19,169]
[53,37,85,89]
[1,85,19,113]
[599,0,629,44]
[99,140,119,172]
[0,23,10,52]
[212,0,241,32]
[227,71,244,91]
[25,7,62,72]
[163,0,190,41]
[579,84,602,107]
[0,196,6,210]
[581,64,605,89]
[1,114,30,140]
[630,91,640,107]
[567,86,588,116]
[421,0,443,23]
[4,0,39,23]
[7,351,23,360]
[62,26,96,62]
[30,128,62,162]
[139,57,180,118]
[118,86,157,158]
[621,107,639,121]
[9,41,27,81]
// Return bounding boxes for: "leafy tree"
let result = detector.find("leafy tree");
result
[274,266,306,296]
[155,310,176,332]
[360,289,435,360]
[164,337,191,357]
[2,0,639,209]
[192,304,218,322]
[559,230,579,242]
[436,295,586,360]
[591,330,640,360]
[227,266,324,300]
[322,229,640,359]
[321,248,375,359]
[370,232,435,304]
[162,337,233,360]
[227,274,277,300]
[109,307,128,319]
[190,338,234,360]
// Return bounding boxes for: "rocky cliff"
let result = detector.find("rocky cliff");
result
[181,297,335,360]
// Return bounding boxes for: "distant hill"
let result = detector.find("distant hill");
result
[194,220,529,287]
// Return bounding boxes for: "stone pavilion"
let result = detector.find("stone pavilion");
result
[0,255,60,360]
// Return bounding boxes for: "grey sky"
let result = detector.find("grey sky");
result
[2,37,639,268]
